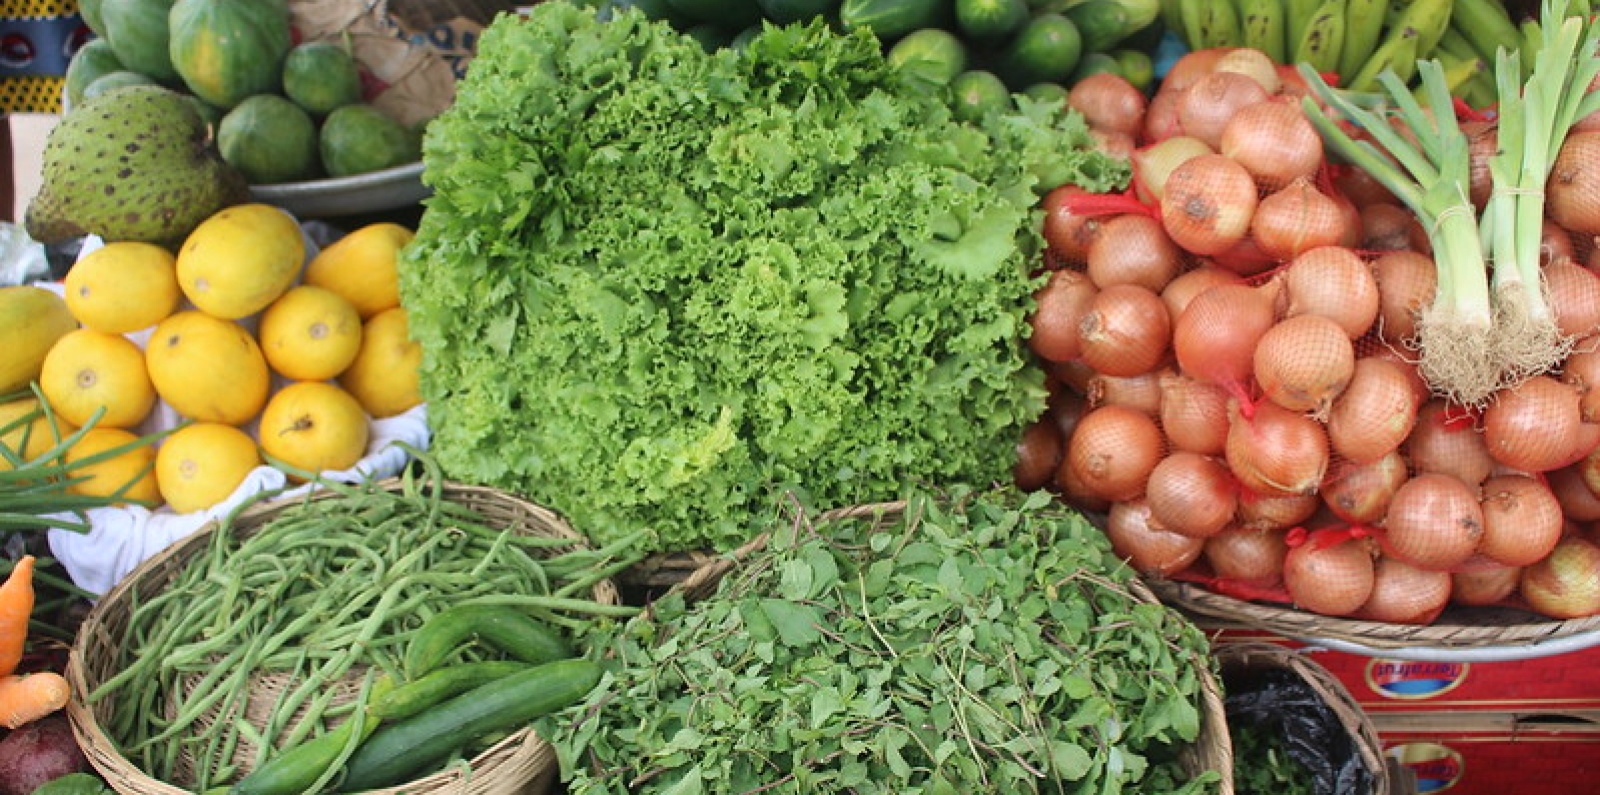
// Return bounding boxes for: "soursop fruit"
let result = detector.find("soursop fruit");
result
[25,85,249,246]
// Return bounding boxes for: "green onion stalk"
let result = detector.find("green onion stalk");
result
[1299,61,1499,406]
[1483,6,1600,383]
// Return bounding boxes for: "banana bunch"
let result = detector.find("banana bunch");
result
[1161,0,1589,106]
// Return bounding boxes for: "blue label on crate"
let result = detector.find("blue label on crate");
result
[1366,659,1470,699]
[1391,742,1464,793]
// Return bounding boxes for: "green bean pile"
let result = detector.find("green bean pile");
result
[86,465,645,790]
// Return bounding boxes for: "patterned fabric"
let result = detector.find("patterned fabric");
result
[1,0,86,112]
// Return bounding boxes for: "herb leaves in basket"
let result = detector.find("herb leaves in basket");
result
[541,486,1223,794]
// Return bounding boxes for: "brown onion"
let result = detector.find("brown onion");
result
[1204,525,1288,582]
[1013,419,1063,492]
[1452,564,1522,607]
[1237,490,1322,531]
[1283,529,1376,616]
[1069,72,1147,139]
[1550,462,1600,521]
[1162,47,1233,93]
[1091,129,1137,160]
[1212,47,1282,93]
[1370,250,1438,345]
[1355,556,1452,624]
[1359,202,1421,252]
[1158,372,1232,455]
[1547,131,1600,236]
[1048,385,1090,443]
[1219,99,1323,191]
[1249,178,1349,262]
[1542,220,1577,266]
[1105,499,1206,577]
[1132,136,1213,204]
[1028,268,1097,363]
[1253,314,1356,415]
[1142,86,1186,143]
[1544,258,1600,338]
[1159,263,1242,320]
[1482,375,1598,472]
[1279,246,1381,338]
[1334,163,1399,207]
[1321,449,1408,525]
[1177,71,1271,148]
[1382,472,1485,571]
[1562,341,1600,422]
[1086,368,1168,417]
[1225,399,1330,497]
[1174,281,1279,393]
[1056,453,1111,513]
[1161,154,1261,257]
[1062,404,1165,502]
[1041,185,1106,265]
[1520,536,1600,619]
[1406,399,1494,488]
[1086,214,1184,292]
[1463,120,1498,210]
[1478,473,1564,567]
[1078,284,1172,378]
[1326,356,1422,463]
[1146,452,1238,538]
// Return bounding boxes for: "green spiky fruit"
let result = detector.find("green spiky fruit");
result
[25,85,250,246]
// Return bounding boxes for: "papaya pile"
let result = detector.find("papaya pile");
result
[66,0,421,185]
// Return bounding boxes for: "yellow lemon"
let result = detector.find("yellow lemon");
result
[302,222,412,319]
[176,203,306,320]
[156,422,262,513]
[146,311,271,425]
[340,307,423,419]
[0,396,75,470]
[63,241,182,333]
[257,285,363,382]
[65,426,159,505]
[38,328,157,430]
[0,285,77,395]
[258,381,370,478]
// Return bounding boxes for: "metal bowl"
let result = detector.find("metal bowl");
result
[248,160,429,218]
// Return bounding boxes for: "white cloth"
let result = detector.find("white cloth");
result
[46,404,430,597]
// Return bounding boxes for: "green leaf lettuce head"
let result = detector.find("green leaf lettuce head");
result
[402,2,1130,552]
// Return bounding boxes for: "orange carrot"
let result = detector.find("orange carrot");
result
[0,671,70,728]
[0,555,36,678]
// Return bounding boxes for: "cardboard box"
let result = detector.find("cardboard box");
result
[1375,711,1600,795]
[1207,626,1600,712]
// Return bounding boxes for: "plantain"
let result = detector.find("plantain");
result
[1293,0,1347,74]
[1346,19,1420,91]
[1194,0,1242,48]
[1419,50,1488,103]
[1392,0,1452,58]
[1239,0,1286,62]
[1449,0,1524,64]
[1283,0,1323,59]
[1338,0,1389,80]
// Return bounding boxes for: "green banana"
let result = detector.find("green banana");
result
[1177,0,1208,49]
[1158,0,1187,39]
[1436,24,1484,61]
[1239,0,1286,62]
[1195,0,1242,48]
[1449,0,1524,64]
[1293,0,1347,74]
[1347,20,1420,91]
[1337,0,1388,79]
[1420,50,1488,102]
[1283,0,1323,61]
[1387,0,1452,59]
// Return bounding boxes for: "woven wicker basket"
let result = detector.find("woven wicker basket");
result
[1214,641,1390,795]
[667,500,1236,794]
[66,480,619,795]
[1147,578,1600,658]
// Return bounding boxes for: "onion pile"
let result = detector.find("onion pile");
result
[1030,48,1600,624]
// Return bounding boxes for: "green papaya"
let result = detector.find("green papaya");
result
[319,104,422,178]
[168,0,293,108]
[64,38,124,107]
[99,0,177,82]
[282,41,364,117]
[218,94,320,185]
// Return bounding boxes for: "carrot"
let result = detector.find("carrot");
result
[0,671,70,728]
[0,555,35,678]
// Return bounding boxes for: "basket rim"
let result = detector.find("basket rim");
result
[66,478,605,795]
[1147,578,1600,659]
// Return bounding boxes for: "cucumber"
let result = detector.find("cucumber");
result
[337,659,604,791]
[996,12,1082,89]
[367,660,534,722]
[1062,0,1160,53]
[953,0,1029,42]
[886,28,969,85]
[839,0,951,40]
[230,712,373,795]
[665,0,763,26]
[403,603,574,678]
[949,69,1012,123]
[757,0,838,23]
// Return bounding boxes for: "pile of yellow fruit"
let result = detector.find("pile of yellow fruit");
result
[1,204,423,514]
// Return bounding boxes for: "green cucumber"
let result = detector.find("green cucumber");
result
[230,712,374,795]
[337,659,604,791]
[886,28,969,85]
[1062,0,1160,53]
[996,12,1082,89]
[403,603,574,678]
[839,0,951,39]
[953,0,1029,42]
[368,660,534,722]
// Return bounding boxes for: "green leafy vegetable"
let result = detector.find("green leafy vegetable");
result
[402,3,1129,552]
[538,486,1221,794]
[26,774,114,795]
[1231,724,1315,795]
